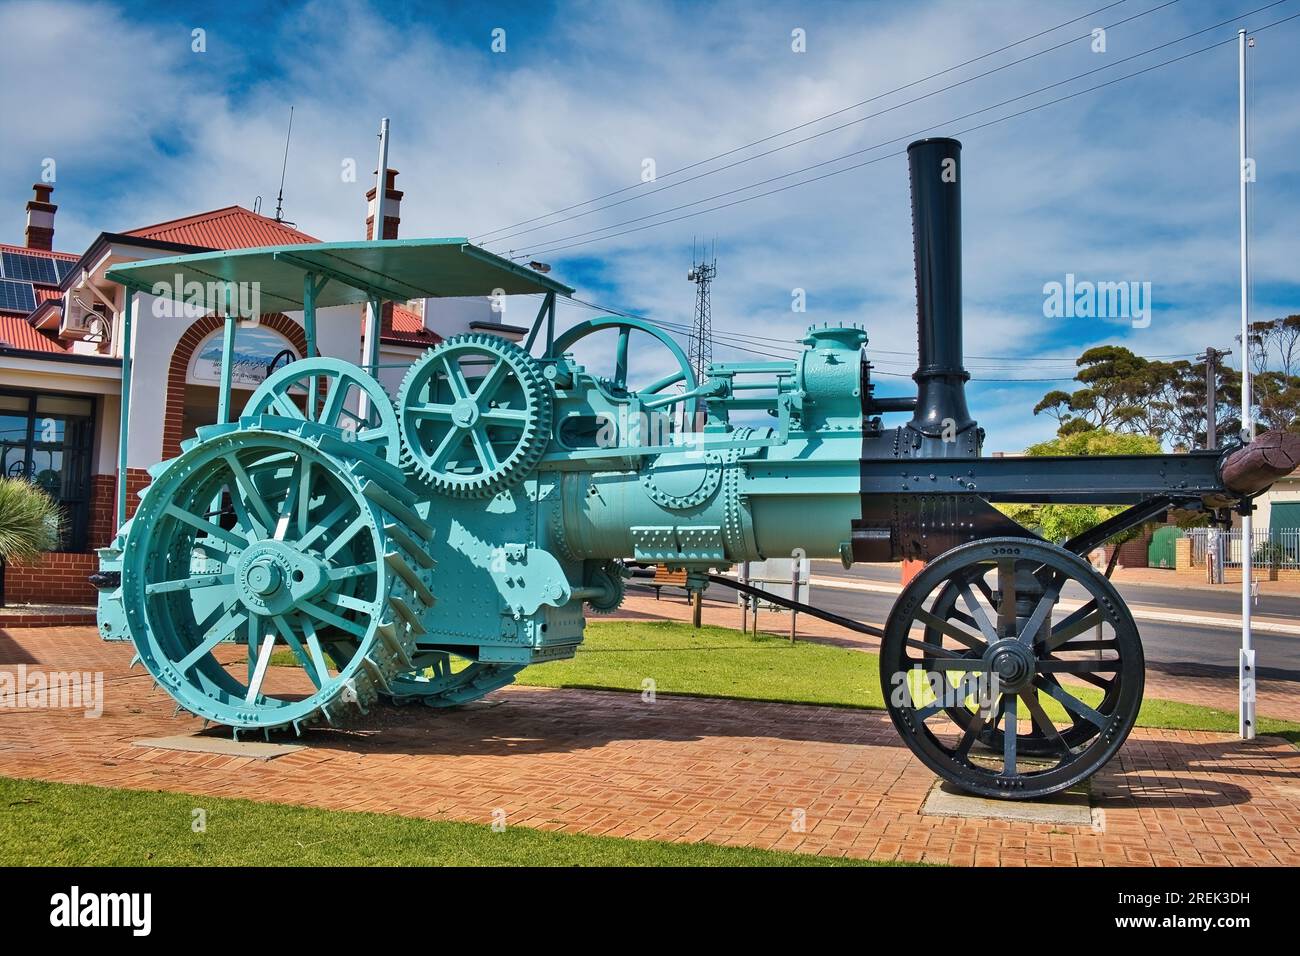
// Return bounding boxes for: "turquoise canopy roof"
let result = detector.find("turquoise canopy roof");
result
[105,238,573,314]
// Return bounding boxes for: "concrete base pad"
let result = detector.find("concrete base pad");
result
[922,780,1097,827]
[133,734,303,761]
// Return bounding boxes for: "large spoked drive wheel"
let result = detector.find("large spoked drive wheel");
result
[880,538,1143,799]
[121,418,436,733]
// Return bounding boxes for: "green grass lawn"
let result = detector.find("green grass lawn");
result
[0,776,885,867]
[517,620,1300,744]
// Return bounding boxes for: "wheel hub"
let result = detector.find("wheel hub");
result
[984,638,1035,693]
[245,560,283,597]
[450,399,480,428]
[235,541,328,615]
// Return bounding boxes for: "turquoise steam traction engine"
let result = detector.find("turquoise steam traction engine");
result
[93,139,1297,799]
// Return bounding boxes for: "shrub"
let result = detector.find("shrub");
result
[0,478,62,564]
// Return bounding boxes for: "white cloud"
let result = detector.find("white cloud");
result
[3,0,1296,452]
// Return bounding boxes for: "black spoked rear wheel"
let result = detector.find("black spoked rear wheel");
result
[880,537,1143,799]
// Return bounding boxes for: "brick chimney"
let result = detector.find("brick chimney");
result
[365,169,403,334]
[25,183,56,251]
[365,168,402,240]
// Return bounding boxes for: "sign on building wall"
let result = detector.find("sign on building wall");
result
[187,326,299,389]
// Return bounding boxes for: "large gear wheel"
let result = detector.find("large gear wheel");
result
[396,333,552,498]
[119,416,436,734]
[583,560,626,614]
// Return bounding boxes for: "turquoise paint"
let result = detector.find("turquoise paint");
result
[95,251,871,729]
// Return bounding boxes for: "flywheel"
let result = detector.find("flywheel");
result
[243,357,403,466]
[119,416,436,734]
[396,333,552,497]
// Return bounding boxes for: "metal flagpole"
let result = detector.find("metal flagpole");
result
[1237,28,1255,740]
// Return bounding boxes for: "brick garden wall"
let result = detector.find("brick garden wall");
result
[1103,531,1153,569]
[4,468,151,607]
[3,552,98,605]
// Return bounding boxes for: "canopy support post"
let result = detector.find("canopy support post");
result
[360,293,382,420]
[302,272,321,359]
[303,272,328,414]
[116,283,136,528]
[216,285,238,425]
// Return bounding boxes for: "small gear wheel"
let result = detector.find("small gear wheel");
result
[584,560,627,614]
[396,333,552,497]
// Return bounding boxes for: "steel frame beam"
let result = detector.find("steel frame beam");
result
[860,451,1227,504]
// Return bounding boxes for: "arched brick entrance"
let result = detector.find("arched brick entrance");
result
[162,313,307,460]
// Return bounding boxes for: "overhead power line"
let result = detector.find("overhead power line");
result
[561,296,1085,382]
[472,0,1149,245]
[483,2,1190,247]
[514,3,1297,261]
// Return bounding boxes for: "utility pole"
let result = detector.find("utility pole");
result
[1237,28,1255,741]
[686,239,716,393]
[1196,346,1230,448]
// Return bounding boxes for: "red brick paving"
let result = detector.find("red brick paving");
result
[1,625,1298,866]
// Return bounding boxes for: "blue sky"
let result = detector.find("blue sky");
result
[3,0,1298,451]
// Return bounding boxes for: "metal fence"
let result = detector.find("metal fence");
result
[1187,527,1300,570]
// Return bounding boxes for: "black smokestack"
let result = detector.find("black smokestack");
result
[906,137,976,447]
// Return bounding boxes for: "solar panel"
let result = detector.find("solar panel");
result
[0,279,37,313]
[1,251,59,284]
[53,258,77,281]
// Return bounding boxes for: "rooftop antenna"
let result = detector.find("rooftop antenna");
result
[273,106,295,225]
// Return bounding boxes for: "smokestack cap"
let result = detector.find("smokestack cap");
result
[907,137,962,152]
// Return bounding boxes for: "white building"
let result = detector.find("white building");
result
[0,171,519,605]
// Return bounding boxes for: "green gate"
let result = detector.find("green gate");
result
[1148,525,1182,569]
[1272,501,1300,534]
[1271,502,1300,565]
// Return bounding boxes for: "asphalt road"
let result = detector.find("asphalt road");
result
[631,564,1300,683]
[812,560,1300,620]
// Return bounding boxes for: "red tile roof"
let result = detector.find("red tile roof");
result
[33,286,62,305]
[125,206,318,250]
[366,304,442,347]
[0,242,78,261]
[0,314,66,352]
